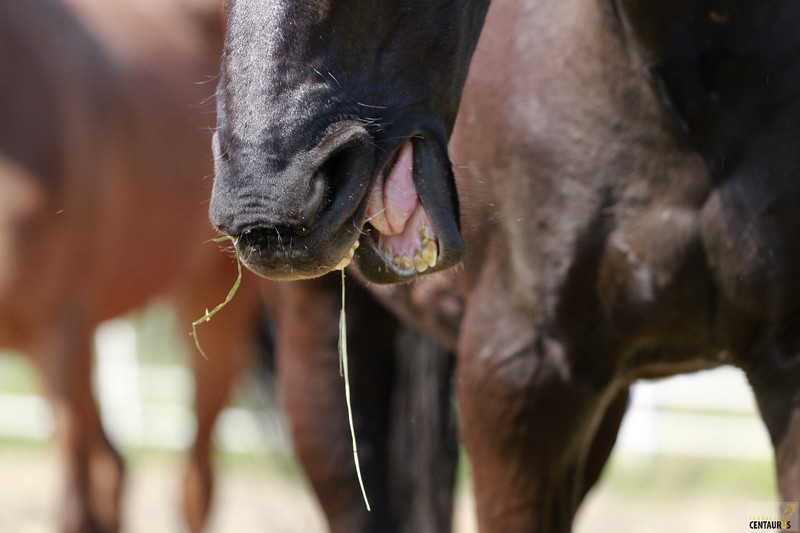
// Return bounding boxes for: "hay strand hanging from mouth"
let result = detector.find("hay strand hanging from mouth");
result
[189,235,369,509]
[190,235,242,360]
[338,267,371,511]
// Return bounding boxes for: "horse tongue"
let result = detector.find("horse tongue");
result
[366,142,417,236]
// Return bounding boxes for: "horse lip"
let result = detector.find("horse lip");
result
[231,126,372,280]
[236,219,363,280]
[233,130,464,283]
[354,135,465,284]
[234,187,367,281]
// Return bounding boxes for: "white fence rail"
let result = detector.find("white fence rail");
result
[0,318,774,460]
[0,318,290,455]
[616,367,772,460]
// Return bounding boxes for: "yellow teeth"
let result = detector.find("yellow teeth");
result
[422,236,437,267]
[393,255,414,271]
[413,254,428,273]
[382,225,438,274]
[334,239,360,270]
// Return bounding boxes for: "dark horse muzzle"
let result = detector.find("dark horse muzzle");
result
[209,0,489,283]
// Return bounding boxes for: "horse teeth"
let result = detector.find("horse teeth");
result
[419,225,433,241]
[422,240,438,267]
[381,235,436,274]
[413,253,428,272]
[335,239,359,270]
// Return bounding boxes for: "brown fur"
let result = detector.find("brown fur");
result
[375,1,800,530]
[0,1,255,531]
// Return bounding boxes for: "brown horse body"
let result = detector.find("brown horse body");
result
[371,1,800,529]
[0,1,259,531]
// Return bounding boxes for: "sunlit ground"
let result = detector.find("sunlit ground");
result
[0,303,780,533]
[0,441,775,533]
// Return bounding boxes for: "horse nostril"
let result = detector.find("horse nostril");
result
[313,147,349,211]
[310,123,373,215]
[300,172,327,225]
[211,122,373,242]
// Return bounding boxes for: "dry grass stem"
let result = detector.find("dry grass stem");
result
[190,235,242,360]
[338,267,371,511]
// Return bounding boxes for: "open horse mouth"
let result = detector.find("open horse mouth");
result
[365,143,439,274]
[222,129,464,284]
[351,137,465,283]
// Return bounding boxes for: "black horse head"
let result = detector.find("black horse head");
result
[210,0,490,282]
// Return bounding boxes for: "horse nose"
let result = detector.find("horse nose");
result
[305,122,374,225]
[210,122,373,239]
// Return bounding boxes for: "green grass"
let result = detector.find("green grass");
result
[213,447,304,479]
[598,454,776,498]
[457,450,776,500]
[0,352,41,395]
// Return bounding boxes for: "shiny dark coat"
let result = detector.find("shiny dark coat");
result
[213,0,800,531]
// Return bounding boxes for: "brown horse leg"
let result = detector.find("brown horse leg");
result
[774,403,800,502]
[33,310,124,533]
[271,276,403,533]
[749,368,800,503]
[581,387,629,500]
[457,305,615,533]
[388,326,459,533]
[458,355,608,532]
[173,268,258,533]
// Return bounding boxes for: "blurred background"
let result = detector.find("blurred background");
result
[0,303,776,532]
